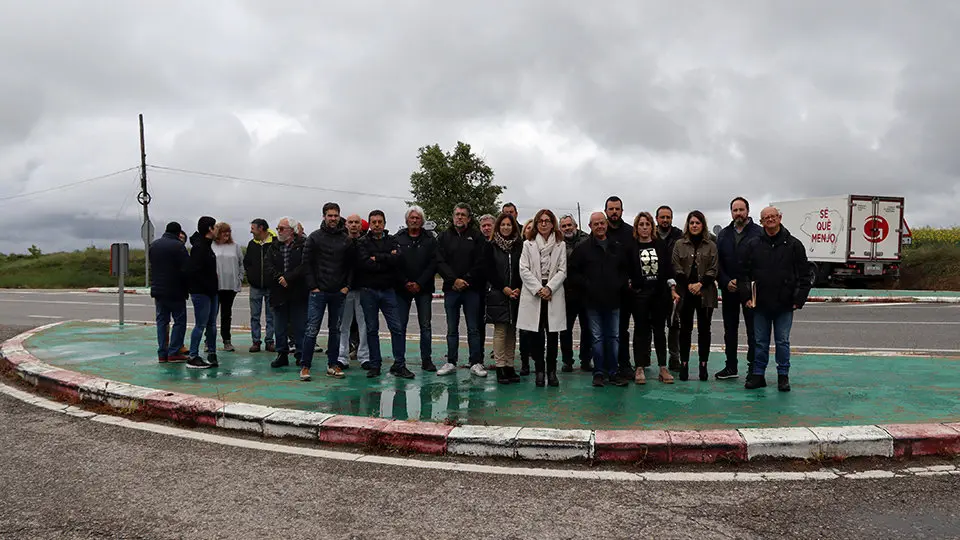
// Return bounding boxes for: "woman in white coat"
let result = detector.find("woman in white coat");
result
[518,209,567,387]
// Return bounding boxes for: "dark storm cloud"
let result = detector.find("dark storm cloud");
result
[0,0,958,254]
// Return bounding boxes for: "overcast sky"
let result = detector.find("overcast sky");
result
[1,0,957,254]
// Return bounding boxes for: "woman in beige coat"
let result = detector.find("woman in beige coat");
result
[517,209,567,387]
[671,210,719,382]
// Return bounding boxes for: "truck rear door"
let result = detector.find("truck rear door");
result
[848,196,904,274]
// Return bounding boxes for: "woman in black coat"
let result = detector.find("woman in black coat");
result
[484,213,523,384]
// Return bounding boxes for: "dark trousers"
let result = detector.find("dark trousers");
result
[617,306,632,372]
[629,291,668,368]
[721,289,756,372]
[398,292,433,363]
[531,299,559,373]
[679,294,713,364]
[668,312,681,365]
[274,300,307,357]
[560,296,591,366]
[217,290,237,343]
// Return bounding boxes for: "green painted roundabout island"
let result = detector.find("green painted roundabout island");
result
[23,321,960,430]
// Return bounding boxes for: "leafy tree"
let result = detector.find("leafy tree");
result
[28,245,42,258]
[408,141,504,230]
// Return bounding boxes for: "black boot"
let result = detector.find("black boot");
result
[496,367,511,384]
[535,372,545,387]
[547,371,559,387]
[561,362,573,373]
[270,353,289,368]
[699,362,708,382]
[505,366,521,383]
[778,375,791,392]
[520,358,530,376]
[679,362,689,381]
[745,374,767,389]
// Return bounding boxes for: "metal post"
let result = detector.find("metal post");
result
[118,270,125,326]
[139,114,151,288]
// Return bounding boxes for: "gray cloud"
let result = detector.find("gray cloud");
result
[0,0,958,255]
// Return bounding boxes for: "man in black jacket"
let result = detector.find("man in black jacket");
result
[243,218,275,353]
[569,212,633,387]
[559,214,592,372]
[187,216,219,369]
[715,197,764,380]
[356,210,414,379]
[605,196,636,377]
[395,206,438,372]
[265,217,308,369]
[150,221,190,363]
[656,205,684,370]
[740,206,813,392]
[435,203,486,377]
[299,202,356,382]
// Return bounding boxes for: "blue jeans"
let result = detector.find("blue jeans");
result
[155,297,187,358]
[189,294,218,358]
[300,290,345,369]
[443,289,482,365]
[586,308,620,378]
[274,300,307,357]
[360,288,407,370]
[249,286,275,345]
[398,292,432,363]
[753,309,794,376]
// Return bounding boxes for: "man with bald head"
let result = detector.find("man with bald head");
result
[739,206,812,392]
[568,212,634,387]
[338,213,370,370]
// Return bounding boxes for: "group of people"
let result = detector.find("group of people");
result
[149,195,812,391]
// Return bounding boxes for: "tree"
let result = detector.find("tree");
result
[408,141,504,230]
[27,245,42,258]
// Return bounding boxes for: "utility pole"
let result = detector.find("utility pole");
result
[577,202,582,232]
[137,114,153,288]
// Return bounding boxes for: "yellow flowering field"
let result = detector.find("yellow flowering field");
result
[909,226,960,247]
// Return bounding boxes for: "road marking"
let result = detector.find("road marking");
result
[28,315,64,320]
[2,381,956,482]
[0,299,155,307]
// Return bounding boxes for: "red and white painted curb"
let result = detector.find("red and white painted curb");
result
[3,322,959,464]
[83,286,960,304]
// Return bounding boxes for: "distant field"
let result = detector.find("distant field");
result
[1,239,958,290]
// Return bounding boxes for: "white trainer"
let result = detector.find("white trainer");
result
[470,363,488,377]
[436,362,457,376]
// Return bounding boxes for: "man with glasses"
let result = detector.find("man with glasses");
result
[558,214,592,372]
[265,217,308,369]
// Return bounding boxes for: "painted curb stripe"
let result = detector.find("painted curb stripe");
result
[2,321,960,465]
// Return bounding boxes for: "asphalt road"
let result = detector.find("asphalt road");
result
[1,289,958,353]
[2,300,960,538]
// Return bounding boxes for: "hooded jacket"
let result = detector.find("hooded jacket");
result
[303,220,356,293]
[243,234,274,289]
[187,231,218,296]
[436,224,485,292]
[149,232,189,300]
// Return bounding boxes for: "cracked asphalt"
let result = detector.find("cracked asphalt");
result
[3,324,960,538]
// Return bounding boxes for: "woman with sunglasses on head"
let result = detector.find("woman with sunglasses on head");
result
[671,210,718,381]
[628,212,675,384]
[517,209,567,387]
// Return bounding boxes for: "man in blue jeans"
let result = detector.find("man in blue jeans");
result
[567,212,633,387]
[435,203,487,378]
[395,206,438,372]
[244,218,276,353]
[187,216,220,369]
[299,202,356,381]
[356,210,414,379]
[149,221,190,363]
[740,206,813,392]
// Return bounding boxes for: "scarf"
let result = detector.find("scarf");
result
[493,233,516,252]
[535,233,558,277]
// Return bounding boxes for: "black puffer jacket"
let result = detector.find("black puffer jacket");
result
[187,232,218,296]
[264,236,308,308]
[739,226,813,312]
[568,236,632,311]
[149,232,189,300]
[483,238,523,325]
[436,225,485,292]
[243,237,274,289]
[303,221,356,293]
[395,228,437,297]
[355,232,402,290]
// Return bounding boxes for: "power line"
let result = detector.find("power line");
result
[0,166,141,203]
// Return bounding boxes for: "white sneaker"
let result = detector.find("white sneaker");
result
[470,363,488,377]
[436,362,457,376]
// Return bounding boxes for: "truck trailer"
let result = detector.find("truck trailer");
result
[769,195,905,286]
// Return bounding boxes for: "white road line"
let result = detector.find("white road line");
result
[28,315,64,319]
[2,382,956,482]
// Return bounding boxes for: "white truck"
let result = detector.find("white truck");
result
[769,195,906,286]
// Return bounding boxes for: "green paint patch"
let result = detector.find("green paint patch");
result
[22,321,960,430]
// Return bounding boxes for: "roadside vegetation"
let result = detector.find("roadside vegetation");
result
[1,228,959,290]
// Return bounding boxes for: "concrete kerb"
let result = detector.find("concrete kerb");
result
[82,287,960,304]
[4,321,960,466]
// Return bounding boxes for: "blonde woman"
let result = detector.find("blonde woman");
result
[212,222,244,352]
[517,209,567,387]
